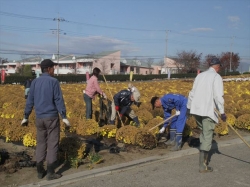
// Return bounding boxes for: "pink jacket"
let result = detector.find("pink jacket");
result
[85,75,103,98]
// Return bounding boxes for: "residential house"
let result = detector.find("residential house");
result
[152,57,184,75]
[1,51,121,75]
[1,52,180,76]
[120,58,154,75]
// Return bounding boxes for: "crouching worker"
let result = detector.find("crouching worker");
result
[110,85,141,127]
[151,94,187,151]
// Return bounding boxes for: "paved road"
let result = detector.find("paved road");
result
[61,143,250,187]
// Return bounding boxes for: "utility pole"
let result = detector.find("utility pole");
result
[229,36,235,72]
[165,30,168,65]
[165,30,170,77]
[52,15,65,76]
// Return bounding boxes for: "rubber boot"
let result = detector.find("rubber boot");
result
[133,116,140,127]
[164,129,176,146]
[46,162,62,181]
[199,150,213,173]
[109,120,115,125]
[36,161,46,179]
[170,133,182,151]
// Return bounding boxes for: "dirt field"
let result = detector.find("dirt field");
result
[0,129,249,187]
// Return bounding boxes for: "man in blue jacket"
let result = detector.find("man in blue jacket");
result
[21,59,70,181]
[151,94,187,151]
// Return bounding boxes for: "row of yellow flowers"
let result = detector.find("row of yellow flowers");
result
[0,79,250,150]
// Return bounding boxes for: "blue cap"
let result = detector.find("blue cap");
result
[210,57,221,66]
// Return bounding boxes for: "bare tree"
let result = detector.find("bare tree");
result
[204,52,240,72]
[219,52,240,72]
[171,57,184,73]
[175,50,202,73]
[158,59,164,67]
[0,57,8,64]
[131,57,138,66]
[146,58,154,74]
[19,53,29,75]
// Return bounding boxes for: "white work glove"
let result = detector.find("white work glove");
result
[159,127,166,134]
[63,119,70,127]
[102,92,107,99]
[83,90,85,94]
[175,110,180,116]
[21,119,28,126]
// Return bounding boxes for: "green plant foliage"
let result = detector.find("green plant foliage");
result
[87,152,103,164]
[23,65,32,76]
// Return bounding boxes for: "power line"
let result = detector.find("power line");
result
[1,10,249,41]
[2,10,249,40]
[0,11,164,32]
[1,24,249,47]
[1,10,249,61]
[170,30,231,39]
[66,20,165,32]
[0,11,52,21]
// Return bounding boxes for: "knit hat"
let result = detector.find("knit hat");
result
[209,57,221,67]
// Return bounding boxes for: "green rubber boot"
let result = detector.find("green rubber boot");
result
[170,133,182,151]
[164,129,176,146]
[199,151,213,173]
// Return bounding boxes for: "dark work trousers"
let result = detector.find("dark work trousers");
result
[36,117,60,164]
[84,93,92,119]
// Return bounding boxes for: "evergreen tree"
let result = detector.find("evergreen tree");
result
[23,65,32,76]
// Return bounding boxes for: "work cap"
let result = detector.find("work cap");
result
[209,57,221,67]
[132,88,140,102]
[41,59,58,68]
[150,96,159,110]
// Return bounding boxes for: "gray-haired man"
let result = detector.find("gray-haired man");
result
[187,57,226,173]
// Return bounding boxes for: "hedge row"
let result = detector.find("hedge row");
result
[1,71,240,84]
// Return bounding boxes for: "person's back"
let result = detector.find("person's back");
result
[188,67,223,122]
[27,73,64,118]
[85,75,100,97]
[114,89,133,107]
[161,93,187,110]
[110,86,140,126]
[187,57,226,173]
[83,67,106,119]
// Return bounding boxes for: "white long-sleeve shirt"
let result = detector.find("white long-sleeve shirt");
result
[187,67,224,123]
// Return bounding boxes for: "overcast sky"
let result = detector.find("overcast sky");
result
[0,0,249,66]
